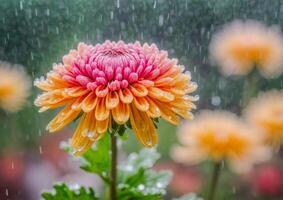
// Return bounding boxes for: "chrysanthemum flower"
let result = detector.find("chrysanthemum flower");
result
[34,41,197,155]
[0,61,31,112]
[171,111,271,173]
[209,20,283,78]
[244,91,283,148]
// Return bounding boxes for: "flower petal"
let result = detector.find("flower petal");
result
[81,92,98,112]
[106,91,119,109]
[133,96,149,111]
[129,104,158,147]
[95,97,110,121]
[153,100,180,125]
[112,102,130,124]
[148,87,175,102]
[118,88,133,104]
[130,83,148,97]
[96,118,109,134]
[46,104,81,132]
[63,86,88,97]
[145,97,161,118]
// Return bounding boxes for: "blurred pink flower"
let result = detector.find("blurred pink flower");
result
[252,165,283,195]
[154,161,202,195]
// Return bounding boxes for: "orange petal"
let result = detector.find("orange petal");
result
[129,104,158,147]
[118,88,133,104]
[153,100,180,125]
[133,97,149,111]
[71,95,86,111]
[46,104,81,132]
[34,80,53,91]
[112,102,130,124]
[64,86,88,97]
[145,97,161,118]
[130,83,148,97]
[138,80,155,87]
[95,97,110,121]
[171,108,194,120]
[154,77,174,87]
[167,88,186,96]
[81,92,98,112]
[71,113,95,156]
[48,73,72,88]
[96,118,109,134]
[169,98,196,110]
[106,91,119,109]
[148,87,175,102]
[95,85,109,97]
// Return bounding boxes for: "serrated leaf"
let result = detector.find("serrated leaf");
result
[117,148,172,200]
[61,133,111,183]
[173,193,204,200]
[41,183,98,200]
[126,148,160,170]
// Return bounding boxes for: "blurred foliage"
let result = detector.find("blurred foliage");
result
[0,0,283,154]
[173,193,203,200]
[41,183,98,200]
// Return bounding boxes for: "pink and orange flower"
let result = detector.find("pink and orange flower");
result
[34,41,197,155]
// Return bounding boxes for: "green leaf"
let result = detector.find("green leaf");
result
[41,183,98,200]
[117,149,172,200]
[173,193,204,200]
[61,133,111,183]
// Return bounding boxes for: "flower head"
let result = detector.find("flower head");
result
[252,165,283,196]
[0,61,31,112]
[171,111,271,173]
[244,91,283,148]
[35,41,197,155]
[209,20,283,78]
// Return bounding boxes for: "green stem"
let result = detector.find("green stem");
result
[241,70,260,108]
[207,162,222,200]
[110,133,117,200]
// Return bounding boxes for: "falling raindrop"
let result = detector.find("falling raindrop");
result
[20,1,23,10]
[39,146,43,154]
[117,0,120,8]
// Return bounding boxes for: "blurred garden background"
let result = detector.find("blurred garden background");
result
[0,0,283,199]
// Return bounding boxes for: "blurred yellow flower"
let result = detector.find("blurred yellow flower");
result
[244,91,283,148]
[209,20,283,78]
[171,111,271,173]
[34,41,197,155]
[0,61,31,112]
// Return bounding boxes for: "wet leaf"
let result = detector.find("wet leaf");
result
[117,148,172,200]
[62,133,111,183]
[41,183,98,200]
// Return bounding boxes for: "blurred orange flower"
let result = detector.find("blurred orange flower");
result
[171,111,271,173]
[209,20,283,78]
[244,91,283,148]
[34,41,197,155]
[0,61,31,112]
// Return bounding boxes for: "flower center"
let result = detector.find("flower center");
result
[62,42,160,92]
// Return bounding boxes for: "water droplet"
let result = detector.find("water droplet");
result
[158,15,164,26]
[156,182,163,188]
[138,184,145,191]
[87,131,95,138]
[211,96,221,106]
